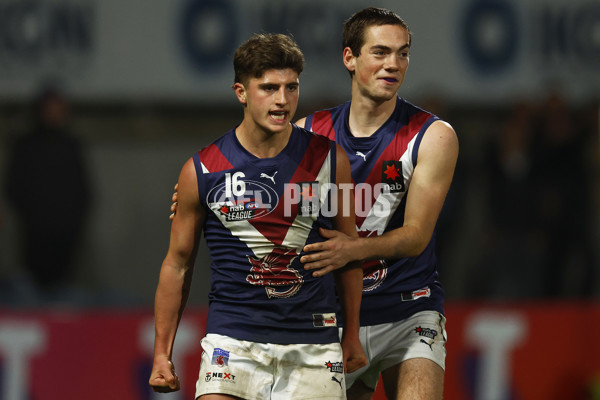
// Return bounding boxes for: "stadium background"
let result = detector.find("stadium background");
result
[0,0,598,399]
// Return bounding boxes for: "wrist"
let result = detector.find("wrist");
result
[351,236,368,262]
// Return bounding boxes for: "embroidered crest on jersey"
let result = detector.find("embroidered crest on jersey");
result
[381,160,405,192]
[358,230,389,291]
[246,247,303,298]
[363,259,389,292]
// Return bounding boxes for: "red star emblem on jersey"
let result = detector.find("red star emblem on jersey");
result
[300,185,316,200]
[384,164,400,181]
[220,205,230,214]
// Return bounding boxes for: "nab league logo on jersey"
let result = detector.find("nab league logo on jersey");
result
[207,171,279,221]
[382,161,405,192]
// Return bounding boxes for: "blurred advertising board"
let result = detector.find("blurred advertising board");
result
[0,0,598,104]
[1,302,599,400]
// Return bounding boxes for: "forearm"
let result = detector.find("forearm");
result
[333,262,363,336]
[153,261,193,359]
[352,225,426,261]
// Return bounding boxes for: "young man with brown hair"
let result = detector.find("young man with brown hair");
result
[149,33,366,400]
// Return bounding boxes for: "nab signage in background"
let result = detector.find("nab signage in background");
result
[0,1,94,77]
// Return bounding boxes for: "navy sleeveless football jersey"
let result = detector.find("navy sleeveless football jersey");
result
[304,97,445,325]
[193,126,341,343]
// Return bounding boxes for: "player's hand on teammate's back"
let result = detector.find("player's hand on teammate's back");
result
[149,357,181,393]
[301,228,358,276]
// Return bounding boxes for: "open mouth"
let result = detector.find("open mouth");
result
[270,111,288,121]
[382,77,398,83]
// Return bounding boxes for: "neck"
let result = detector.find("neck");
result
[235,121,292,159]
[348,93,397,138]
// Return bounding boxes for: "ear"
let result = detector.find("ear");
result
[342,47,357,74]
[233,82,247,105]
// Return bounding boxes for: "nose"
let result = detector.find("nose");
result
[275,87,288,105]
[384,54,399,71]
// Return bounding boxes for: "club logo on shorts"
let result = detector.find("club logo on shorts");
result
[382,160,405,192]
[324,361,344,374]
[414,326,438,340]
[313,313,336,327]
[211,348,230,367]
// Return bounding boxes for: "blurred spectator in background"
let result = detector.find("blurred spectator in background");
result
[530,89,595,298]
[3,84,91,301]
[483,99,542,298]
[482,91,598,299]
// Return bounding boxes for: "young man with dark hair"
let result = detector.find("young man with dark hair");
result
[297,7,458,400]
[170,8,459,399]
[149,33,366,399]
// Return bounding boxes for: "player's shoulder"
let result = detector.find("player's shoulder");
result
[298,101,349,133]
[195,129,233,158]
[194,129,237,174]
[294,124,332,143]
[399,97,438,120]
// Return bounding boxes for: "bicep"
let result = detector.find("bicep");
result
[403,121,458,236]
[167,158,205,264]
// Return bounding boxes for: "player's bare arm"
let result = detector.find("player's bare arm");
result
[330,144,367,374]
[150,158,205,393]
[302,120,458,268]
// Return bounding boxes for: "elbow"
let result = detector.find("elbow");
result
[403,243,427,258]
[400,230,431,258]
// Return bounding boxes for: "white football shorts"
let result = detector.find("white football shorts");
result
[343,311,447,390]
[195,333,347,400]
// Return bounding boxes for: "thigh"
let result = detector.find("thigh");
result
[346,378,375,400]
[382,358,444,400]
[350,311,447,398]
[377,311,447,373]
